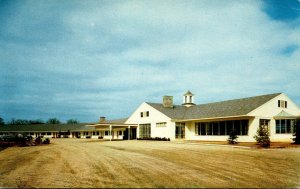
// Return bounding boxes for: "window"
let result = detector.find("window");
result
[41,132,46,135]
[140,111,150,118]
[200,123,206,135]
[118,131,122,135]
[276,119,295,134]
[207,123,212,135]
[105,131,110,136]
[278,100,287,108]
[93,131,99,136]
[241,120,249,135]
[156,122,167,127]
[47,132,51,135]
[195,122,206,135]
[226,121,233,135]
[212,122,219,135]
[139,124,151,138]
[195,120,249,136]
[234,120,241,135]
[260,119,270,130]
[220,122,225,135]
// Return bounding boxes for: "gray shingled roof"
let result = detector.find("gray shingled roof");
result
[103,118,128,124]
[147,93,282,120]
[88,118,129,125]
[0,123,95,132]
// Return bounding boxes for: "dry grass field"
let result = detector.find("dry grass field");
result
[0,139,299,188]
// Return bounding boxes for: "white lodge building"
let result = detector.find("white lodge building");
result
[1,91,299,143]
[125,91,300,142]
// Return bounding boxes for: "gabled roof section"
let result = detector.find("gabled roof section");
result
[147,93,282,120]
[274,110,298,119]
[184,90,194,96]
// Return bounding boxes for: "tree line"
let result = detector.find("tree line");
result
[0,117,79,125]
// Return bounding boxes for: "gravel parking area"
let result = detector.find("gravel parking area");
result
[0,139,299,188]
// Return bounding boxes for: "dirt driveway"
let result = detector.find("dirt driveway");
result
[0,139,299,188]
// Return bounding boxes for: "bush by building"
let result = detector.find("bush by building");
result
[227,129,238,144]
[254,125,270,147]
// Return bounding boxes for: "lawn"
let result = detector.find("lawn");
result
[0,139,299,188]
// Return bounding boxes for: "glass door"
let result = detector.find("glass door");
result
[175,122,185,139]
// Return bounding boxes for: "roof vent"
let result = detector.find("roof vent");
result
[163,96,173,108]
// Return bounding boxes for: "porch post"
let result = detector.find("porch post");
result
[128,126,130,140]
[110,125,112,141]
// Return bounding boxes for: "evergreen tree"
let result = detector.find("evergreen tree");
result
[254,125,270,147]
[292,119,300,144]
[227,128,238,144]
[0,117,4,125]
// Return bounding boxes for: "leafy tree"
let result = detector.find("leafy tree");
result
[8,118,29,125]
[227,128,238,144]
[254,125,270,147]
[67,119,79,124]
[292,119,300,144]
[0,117,4,125]
[46,118,61,124]
[9,118,16,125]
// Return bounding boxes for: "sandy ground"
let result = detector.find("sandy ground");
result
[0,139,299,188]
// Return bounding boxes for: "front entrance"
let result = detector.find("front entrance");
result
[175,122,185,139]
[123,127,137,140]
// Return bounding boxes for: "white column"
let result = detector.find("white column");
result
[128,126,130,140]
[110,125,112,141]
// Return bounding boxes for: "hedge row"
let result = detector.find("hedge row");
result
[137,137,170,141]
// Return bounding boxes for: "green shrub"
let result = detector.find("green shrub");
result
[254,126,270,147]
[35,136,42,145]
[137,137,170,141]
[292,119,300,144]
[43,138,50,144]
[227,129,238,144]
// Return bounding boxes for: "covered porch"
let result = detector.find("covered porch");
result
[87,122,138,141]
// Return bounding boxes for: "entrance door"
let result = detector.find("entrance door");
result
[131,128,137,139]
[175,123,185,139]
[123,127,137,140]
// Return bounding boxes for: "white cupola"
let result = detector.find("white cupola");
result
[182,90,195,107]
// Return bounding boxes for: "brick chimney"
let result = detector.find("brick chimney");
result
[163,96,173,108]
[99,117,106,123]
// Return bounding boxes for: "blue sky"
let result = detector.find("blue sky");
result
[0,0,300,123]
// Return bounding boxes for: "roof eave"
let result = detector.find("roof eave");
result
[171,115,254,122]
